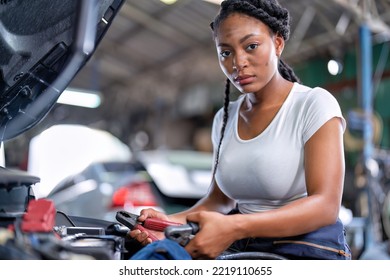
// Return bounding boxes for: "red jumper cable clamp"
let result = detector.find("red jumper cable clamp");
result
[115,210,181,241]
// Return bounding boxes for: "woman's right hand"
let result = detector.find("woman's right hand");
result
[127,208,170,246]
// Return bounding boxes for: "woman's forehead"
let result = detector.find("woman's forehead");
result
[215,13,270,40]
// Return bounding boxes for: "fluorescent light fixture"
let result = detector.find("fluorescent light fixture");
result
[202,0,222,5]
[160,0,178,4]
[57,88,102,108]
[0,142,4,167]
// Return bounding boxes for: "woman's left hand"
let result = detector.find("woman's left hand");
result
[184,211,237,259]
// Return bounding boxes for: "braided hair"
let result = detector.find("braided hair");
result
[210,0,300,179]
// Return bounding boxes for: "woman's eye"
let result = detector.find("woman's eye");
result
[246,43,258,51]
[220,50,231,58]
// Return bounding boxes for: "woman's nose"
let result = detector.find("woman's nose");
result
[233,52,247,71]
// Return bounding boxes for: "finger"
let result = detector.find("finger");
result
[189,249,210,260]
[184,241,197,257]
[138,231,149,242]
[139,234,153,246]
[185,211,201,224]
[128,229,141,239]
[137,213,148,222]
[139,208,158,221]
[129,230,149,243]
[145,237,153,245]
[190,249,198,259]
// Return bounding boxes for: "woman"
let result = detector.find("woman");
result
[129,0,351,260]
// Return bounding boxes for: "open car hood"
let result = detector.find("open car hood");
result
[0,0,124,141]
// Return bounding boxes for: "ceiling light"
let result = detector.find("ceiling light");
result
[57,88,102,108]
[202,0,222,4]
[327,59,343,76]
[160,0,178,5]
[0,143,4,167]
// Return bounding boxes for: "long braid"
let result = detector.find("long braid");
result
[212,78,230,180]
[279,59,300,83]
[210,0,300,180]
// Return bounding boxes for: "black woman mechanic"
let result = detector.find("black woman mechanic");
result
[128,0,351,260]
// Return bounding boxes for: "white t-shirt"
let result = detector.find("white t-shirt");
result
[211,83,346,214]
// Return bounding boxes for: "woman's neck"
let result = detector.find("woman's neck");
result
[244,76,294,110]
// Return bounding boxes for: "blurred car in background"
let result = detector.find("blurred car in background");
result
[26,123,166,222]
[46,149,214,221]
[27,124,132,198]
[136,149,213,213]
[47,160,164,222]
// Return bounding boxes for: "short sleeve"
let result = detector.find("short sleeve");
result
[302,87,346,143]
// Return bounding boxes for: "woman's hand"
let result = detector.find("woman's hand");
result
[127,208,170,246]
[184,211,238,259]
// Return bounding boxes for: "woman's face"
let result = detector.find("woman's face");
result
[215,13,284,94]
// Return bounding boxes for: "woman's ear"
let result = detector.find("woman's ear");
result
[274,35,285,57]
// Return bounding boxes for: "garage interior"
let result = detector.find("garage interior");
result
[6,0,390,152]
[2,0,390,260]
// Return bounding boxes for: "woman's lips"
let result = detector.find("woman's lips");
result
[235,75,254,86]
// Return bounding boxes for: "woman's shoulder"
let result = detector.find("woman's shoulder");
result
[293,83,331,96]
[293,83,346,133]
[292,83,338,105]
